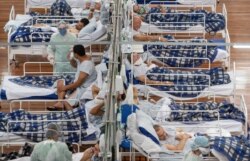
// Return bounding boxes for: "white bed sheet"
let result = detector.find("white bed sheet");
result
[26,0,91,8]
[177,0,215,5]
[162,119,243,134]
[135,72,234,100]
[140,22,204,34]
[2,76,56,100]
[211,149,229,161]
[0,132,32,143]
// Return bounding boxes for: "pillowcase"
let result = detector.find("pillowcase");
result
[78,19,97,38]
[136,110,160,145]
[126,113,137,137]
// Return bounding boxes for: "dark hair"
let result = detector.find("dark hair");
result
[80,18,89,26]
[73,45,85,56]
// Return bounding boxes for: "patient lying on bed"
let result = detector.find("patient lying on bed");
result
[153,124,192,151]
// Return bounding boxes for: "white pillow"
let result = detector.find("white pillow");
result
[131,132,162,154]
[136,110,160,145]
[90,20,107,40]
[127,113,137,136]
[78,20,97,38]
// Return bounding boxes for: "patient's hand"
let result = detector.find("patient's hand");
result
[175,132,191,141]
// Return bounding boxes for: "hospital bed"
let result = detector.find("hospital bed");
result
[0,99,99,145]
[6,6,108,73]
[138,3,228,38]
[118,104,239,161]
[144,33,231,69]
[24,0,95,14]
[1,61,107,100]
[136,0,217,12]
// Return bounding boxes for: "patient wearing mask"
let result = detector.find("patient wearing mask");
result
[30,123,72,161]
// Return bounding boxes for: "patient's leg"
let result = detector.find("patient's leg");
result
[53,80,66,108]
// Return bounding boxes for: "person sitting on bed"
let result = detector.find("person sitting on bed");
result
[127,51,173,86]
[153,124,192,151]
[47,44,97,111]
[30,123,72,161]
[128,15,168,42]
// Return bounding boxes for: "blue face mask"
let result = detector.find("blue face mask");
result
[59,28,67,36]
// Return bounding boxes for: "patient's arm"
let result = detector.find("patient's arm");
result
[90,102,105,116]
[165,133,191,151]
[136,75,174,86]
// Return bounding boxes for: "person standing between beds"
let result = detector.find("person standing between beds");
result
[47,21,77,73]
[47,44,97,111]
[30,123,72,161]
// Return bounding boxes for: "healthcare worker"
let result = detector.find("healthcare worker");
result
[47,21,76,73]
[183,136,210,161]
[30,123,72,161]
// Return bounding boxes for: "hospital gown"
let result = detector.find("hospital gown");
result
[47,32,76,73]
[30,140,72,161]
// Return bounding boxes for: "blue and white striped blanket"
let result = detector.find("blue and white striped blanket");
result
[50,0,73,16]
[210,136,250,161]
[10,26,54,47]
[8,74,75,89]
[146,67,231,97]
[143,39,218,67]
[0,103,97,143]
[168,101,245,123]
[144,7,225,33]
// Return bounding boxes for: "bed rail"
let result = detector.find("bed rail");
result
[10,99,80,112]
[146,12,206,38]
[148,0,217,12]
[6,119,82,144]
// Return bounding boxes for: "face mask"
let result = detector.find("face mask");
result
[199,147,210,155]
[134,57,143,66]
[94,12,100,19]
[59,28,67,36]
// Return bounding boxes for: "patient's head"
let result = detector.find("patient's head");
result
[127,53,142,65]
[132,16,142,31]
[73,44,86,59]
[94,2,101,10]
[153,125,167,140]
[46,123,61,141]
[133,5,140,13]
[76,18,89,30]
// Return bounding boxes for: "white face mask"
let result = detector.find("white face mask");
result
[199,147,210,155]
[134,57,143,66]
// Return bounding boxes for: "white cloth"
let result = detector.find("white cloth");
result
[160,127,177,146]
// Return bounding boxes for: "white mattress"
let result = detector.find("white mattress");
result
[2,76,56,100]
[162,119,243,134]
[135,72,234,101]
[140,22,204,34]
[177,0,215,5]
[26,0,91,8]
[0,132,31,143]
